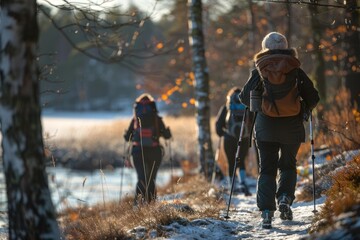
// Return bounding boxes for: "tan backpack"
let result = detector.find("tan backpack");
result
[261,68,301,117]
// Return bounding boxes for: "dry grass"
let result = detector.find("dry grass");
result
[308,153,360,234]
[295,153,347,202]
[45,116,200,170]
[294,89,360,235]
[297,88,360,168]
[44,120,125,170]
[296,88,360,200]
[46,114,259,176]
[317,88,360,154]
[160,116,199,169]
[60,175,225,239]
[50,114,249,238]
[158,174,225,214]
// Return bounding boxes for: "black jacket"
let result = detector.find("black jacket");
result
[239,49,320,143]
[124,116,171,144]
[215,105,253,139]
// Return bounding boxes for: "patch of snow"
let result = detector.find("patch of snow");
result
[160,179,325,240]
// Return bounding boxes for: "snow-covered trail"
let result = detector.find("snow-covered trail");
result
[163,179,324,240]
[224,192,323,239]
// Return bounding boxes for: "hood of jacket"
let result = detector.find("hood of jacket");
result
[254,49,300,83]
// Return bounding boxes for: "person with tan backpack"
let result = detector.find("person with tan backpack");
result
[239,32,319,229]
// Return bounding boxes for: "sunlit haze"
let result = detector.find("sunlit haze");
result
[38,0,169,21]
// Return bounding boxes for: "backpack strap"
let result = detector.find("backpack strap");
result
[263,79,281,115]
[134,116,140,129]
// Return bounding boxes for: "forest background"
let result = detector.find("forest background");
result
[1,0,360,238]
[39,0,360,114]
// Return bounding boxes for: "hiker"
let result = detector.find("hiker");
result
[124,93,172,205]
[215,87,252,196]
[239,32,319,229]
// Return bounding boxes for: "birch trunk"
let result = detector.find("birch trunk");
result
[0,0,60,239]
[188,0,214,180]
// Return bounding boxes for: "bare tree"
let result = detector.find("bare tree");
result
[285,0,292,46]
[0,0,60,238]
[188,0,215,180]
[344,0,360,109]
[0,1,174,238]
[38,0,176,73]
[308,0,326,101]
[247,0,256,55]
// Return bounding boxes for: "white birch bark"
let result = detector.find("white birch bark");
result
[0,0,60,239]
[188,0,215,180]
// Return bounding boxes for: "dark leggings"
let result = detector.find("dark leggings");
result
[223,136,249,178]
[256,141,300,211]
[132,146,162,204]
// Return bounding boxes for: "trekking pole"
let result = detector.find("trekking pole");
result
[309,111,318,214]
[168,139,175,194]
[211,137,221,185]
[120,138,131,202]
[224,107,248,219]
[119,141,126,201]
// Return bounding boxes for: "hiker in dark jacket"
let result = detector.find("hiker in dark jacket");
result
[239,32,320,229]
[124,93,172,205]
[215,87,252,196]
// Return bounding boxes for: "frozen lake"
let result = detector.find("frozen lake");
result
[0,166,180,212]
[0,111,181,213]
[48,167,180,211]
[42,109,131,120]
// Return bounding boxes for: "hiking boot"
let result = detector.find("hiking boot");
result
[233,187,242,194]
[278,194,293,220]
[232,179,242,194]
[240,183,252,196]
[261,210,273,229]
[280,207,293,220]
[220,177,231,190]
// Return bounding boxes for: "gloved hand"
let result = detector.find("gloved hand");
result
[301,101,311,121]
[216,128,224,137]
[124,158,133,168]
[124,131,132,141]
[162,127,172,139]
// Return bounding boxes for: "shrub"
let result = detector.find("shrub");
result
[309,154,360,234]
[317,88,360,154]
[297,88,360,168]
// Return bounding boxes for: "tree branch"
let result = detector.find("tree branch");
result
[37,2,178,74]
[253,0,360,10]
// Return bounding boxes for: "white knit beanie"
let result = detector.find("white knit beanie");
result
[261,32,288,50]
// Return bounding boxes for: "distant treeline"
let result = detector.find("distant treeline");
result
[38,1,360,113]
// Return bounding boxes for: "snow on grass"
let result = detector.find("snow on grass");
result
[154,178,325,240]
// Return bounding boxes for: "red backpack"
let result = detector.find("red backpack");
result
[132,98,160,147]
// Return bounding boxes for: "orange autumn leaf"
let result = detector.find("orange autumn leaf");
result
[156,42,164,49]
